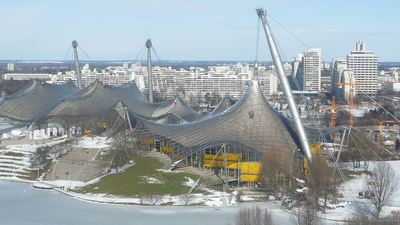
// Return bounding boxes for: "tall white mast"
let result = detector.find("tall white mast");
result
[72,40,82,89]
[146,39,153,103]
[256,8,313,163]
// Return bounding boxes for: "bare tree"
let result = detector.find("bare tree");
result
[365,161,400,218]
[306,154,341,213]
[260,147,293,198]
[291,203,324,225]
[345,205,400,224]
[179,194,195,206]
[30,145,52,167]
[234,205,275,225]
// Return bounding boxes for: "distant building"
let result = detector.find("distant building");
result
[7,63,14,71]
[56,62,279,101]
[331,58,347,99]
[4,73,52,80]
[291,48,321,91]
[331,58,355,101]
[321,62,331,70]
[347,40,378,96]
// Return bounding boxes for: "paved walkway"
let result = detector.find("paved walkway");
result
[143,152,171,169]
[44,147,107,182]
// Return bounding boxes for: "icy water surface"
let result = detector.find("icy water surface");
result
[0,181,304,225]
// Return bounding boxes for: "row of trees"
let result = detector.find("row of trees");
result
[237,160,399,224]
[231,204,325,225]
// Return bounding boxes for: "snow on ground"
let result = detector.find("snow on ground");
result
[5,137,68,153]
[75,136,112,149]
[140,176,162,184]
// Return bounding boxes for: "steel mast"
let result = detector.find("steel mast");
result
[146,39,153,103]
[256,8,313,163]
[72,40,82,89]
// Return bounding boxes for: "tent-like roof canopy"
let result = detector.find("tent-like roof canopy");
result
[129,81,299,161]
[48,80,199,123]
[128,80,341,164]
[0,80,80,121]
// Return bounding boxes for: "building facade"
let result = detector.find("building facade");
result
[292,48,321,91]
[347,40,378,96]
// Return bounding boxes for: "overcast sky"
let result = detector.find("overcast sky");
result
[1,0,399,62]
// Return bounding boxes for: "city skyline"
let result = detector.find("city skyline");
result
[1,0,399,62]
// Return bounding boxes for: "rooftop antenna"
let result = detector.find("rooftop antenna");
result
[256,7,313,163]
[146,39,153,103]
[72,40,82,89]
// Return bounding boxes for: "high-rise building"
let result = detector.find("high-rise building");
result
[7,63,14,71]
[331,58,348,99]
[347,40,378,96]
[291,48,321,91]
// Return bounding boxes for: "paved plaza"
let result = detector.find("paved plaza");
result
[45,147,108,182]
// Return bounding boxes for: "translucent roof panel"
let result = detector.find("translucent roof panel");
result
[209,94,236,117]
[0,80,80,121]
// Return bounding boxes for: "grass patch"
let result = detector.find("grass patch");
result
[0,158,23,161]
[160,202,174,206]
[20,164,50,181]
[0,175,12,177]
[342,169,372,181]
[0,165,18,169]
[4,152,25,157]
[75,155,200,197]
[0,162,25,166]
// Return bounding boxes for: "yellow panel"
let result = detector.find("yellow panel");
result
[205,160,239,168]
[204,153,241,161]
[204,159,219,168]
[97,122,107,128]
[241,162,261,174]
[304,158,309,169]
[304,158,309,176]
[223,153,241,161]
[163,146,173,153]
[204,154,222,160]
[310,143,321,155]
[204,154,240,168]
[242,174,260,182]
[141,138,155,145]
[227,162,239,169]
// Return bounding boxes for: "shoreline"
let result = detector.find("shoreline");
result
[0,177,241,207]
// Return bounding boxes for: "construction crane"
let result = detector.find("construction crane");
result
[334,75,355,126]
[334,75,400,126]
[315,102,382,111]
[375,115,400,142]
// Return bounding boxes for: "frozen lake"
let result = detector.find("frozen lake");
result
[0,181,300,225]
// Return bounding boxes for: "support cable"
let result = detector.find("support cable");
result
[255,17,260,61]
[56,46,72,75]
[151,46,162,64]
[134,46,146,61]
[77,45,93,61]
[351,128,395,159]
[362,93,400,123]
[267,14,328,64]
